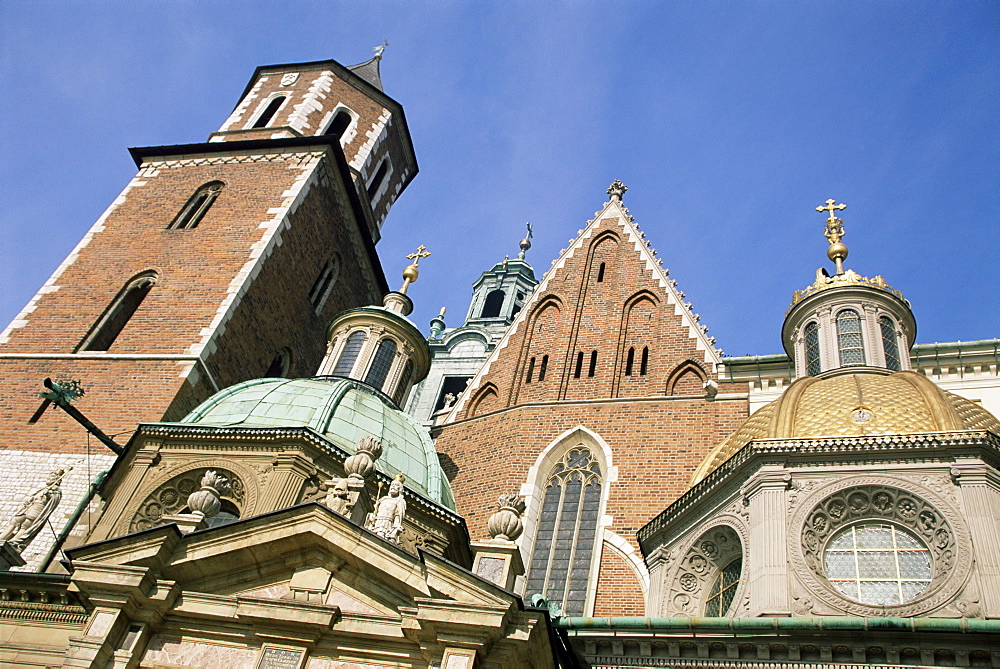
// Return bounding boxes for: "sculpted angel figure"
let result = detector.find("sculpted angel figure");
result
[367,474,407,543]
[2,468,70,551]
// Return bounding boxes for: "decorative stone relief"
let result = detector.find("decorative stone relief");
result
[186,471,231,519]
[127,467,245,534]
[662,524,745,616]
[788,476,973,617]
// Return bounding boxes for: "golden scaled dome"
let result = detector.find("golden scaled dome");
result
[690,370,1000,486]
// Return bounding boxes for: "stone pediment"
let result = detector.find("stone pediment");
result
[57,502,556,668]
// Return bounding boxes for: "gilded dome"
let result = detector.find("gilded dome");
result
[179,376,455,510]
[691,370,1000,485]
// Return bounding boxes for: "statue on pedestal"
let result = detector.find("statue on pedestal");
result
[367,474,407,543]
[1,468,71,552]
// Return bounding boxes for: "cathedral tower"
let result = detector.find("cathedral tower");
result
[0,55,416,568]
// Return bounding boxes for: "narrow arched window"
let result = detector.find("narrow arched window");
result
[574,352,584,378]
[365,338,397,391]
[366,159,389,200]
[264,349,290,378]
[77,272,157,352]
[251,96,286,128]
[325,110,352,139]
[526,446,603,616]
[309,255,340,308]
[169,181,223,229]
[393,359,414,405]
[538,355,549,381]
[880,316,901,371]
[333,331,366,376]
[625,347,635,376]
[526,357,536,383]
[640,347,649,375]
[836,309,865,367]
[597,262,606,282]
[588,351,598,377]
[481,289,505,318]
[804,321,821,376]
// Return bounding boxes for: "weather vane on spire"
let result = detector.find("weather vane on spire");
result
[399,244,431,294]
[518,221,533,259]
[373,41,389,61]
[815,199,848,275]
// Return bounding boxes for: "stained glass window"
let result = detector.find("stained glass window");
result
[705,558,742,616]
[364,338,397,391]
[333,331,366,376]
[836,309,865,367]
[804,321,821,376]
[880,316,901,371]
[824,523,931,605]
[526,447,603,616]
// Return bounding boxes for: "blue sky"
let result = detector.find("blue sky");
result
[2,2,997,358]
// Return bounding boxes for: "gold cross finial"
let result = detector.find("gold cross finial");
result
[815,199,848,274]
[400,245,431,294]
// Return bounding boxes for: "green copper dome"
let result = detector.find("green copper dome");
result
[179,376,455,510]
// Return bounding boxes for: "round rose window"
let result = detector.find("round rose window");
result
[824,523,931,605]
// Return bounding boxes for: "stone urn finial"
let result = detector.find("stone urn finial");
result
[186,470,231,518]
[344,436,383,481]
[487,493,526,541]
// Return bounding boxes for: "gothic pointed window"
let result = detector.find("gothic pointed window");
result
[365,338,397,391]
[527,357,536,383]
[538,355,549,381]
[880,316,901,371]
[805,321,821,376]
[309,255,340,309]
[526,446,604,616]
[597,262,606,282]
[251,95,286,128]
[574,352,584,378]
[77,272,157,352]
[640,346,649,375]
[481,289,505,318]
[169,181,223,229]
[333,331,366,376]
[625,347,635,376]
[836,309,865,367]
[588,351,598,377]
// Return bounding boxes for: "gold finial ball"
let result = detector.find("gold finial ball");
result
[827,242,849,262]
[402,263,419,283]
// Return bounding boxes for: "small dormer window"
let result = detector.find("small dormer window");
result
[880,316,901,371]
[251,96,286,128]
[804,321,821,376]
[836,309,865,367]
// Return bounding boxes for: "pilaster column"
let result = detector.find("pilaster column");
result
[259,452,314,511]
[91,444,161,542]
[742,467,791,616]
[951,464,1000,616]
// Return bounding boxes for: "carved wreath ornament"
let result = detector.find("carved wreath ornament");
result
[791,479,972,617]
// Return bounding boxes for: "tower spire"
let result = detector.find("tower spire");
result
[816,198,848,275]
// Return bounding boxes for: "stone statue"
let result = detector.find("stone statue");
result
[1,468,70,552]
[323,477,351,516]
[367,474,407,543]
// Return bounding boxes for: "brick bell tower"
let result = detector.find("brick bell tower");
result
[0,53,417,566]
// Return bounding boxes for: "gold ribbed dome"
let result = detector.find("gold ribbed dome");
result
[690,370,1000,486]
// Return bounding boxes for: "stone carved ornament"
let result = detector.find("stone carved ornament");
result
[487,494,526,541]
[366,474,407,544]
[128,467,245,533]
[318,436,383,517]
[663,523,746,617]
[789,476,973,618]
[1,468,71,552]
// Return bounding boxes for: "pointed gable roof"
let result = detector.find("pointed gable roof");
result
[347,55,384,91]
[443,184,723,422]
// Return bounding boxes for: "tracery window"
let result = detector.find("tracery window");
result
[879,316,901,371]
[836,309,865,367]
[169,181,223,230]
[825,523,931,605]
[525,446,603,616]
[705,558,742,616]
[804,321,821,376]
[332,331,366,376]
[365,338,397,391]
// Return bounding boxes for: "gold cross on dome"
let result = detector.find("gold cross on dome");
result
[406,245,431,265]
[816,199,847,221]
